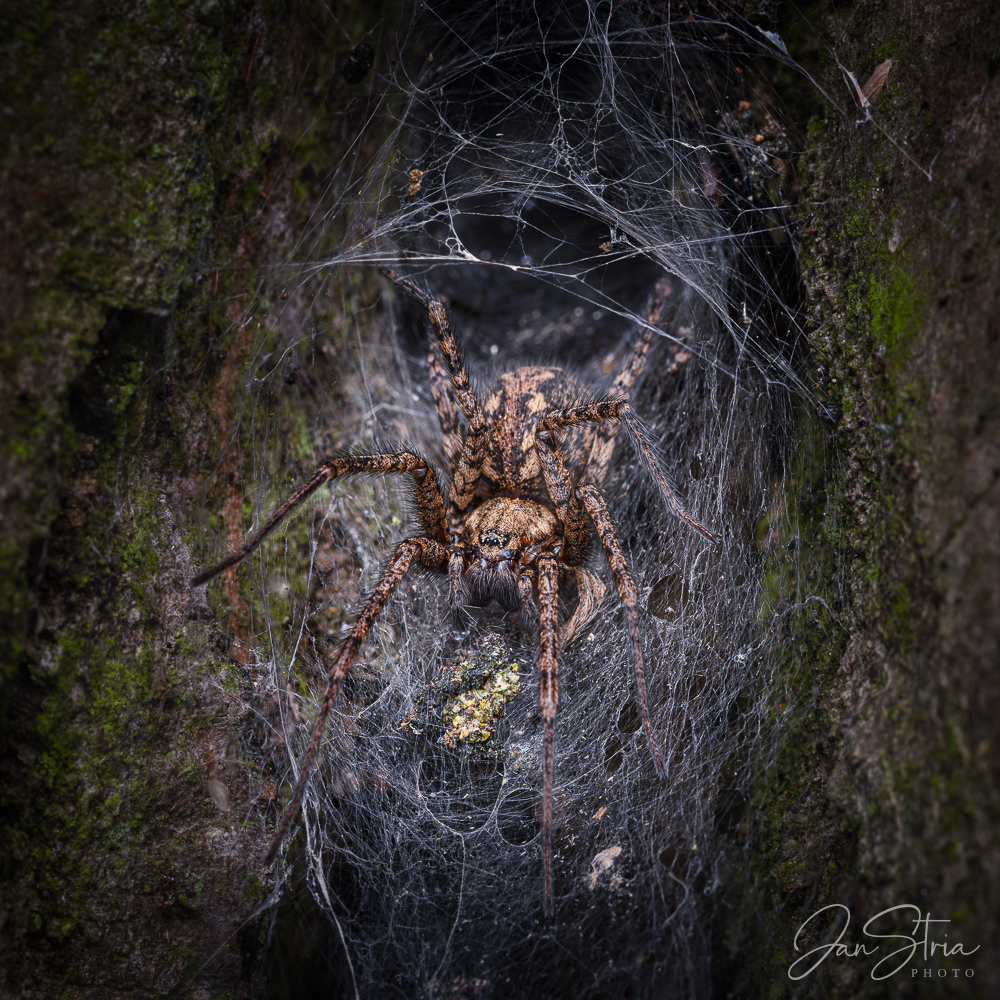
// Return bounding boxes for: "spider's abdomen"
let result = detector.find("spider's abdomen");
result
[481,366,594,492]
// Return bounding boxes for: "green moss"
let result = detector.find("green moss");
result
[0,1,412,992]
[869,267,927,353]
[884,581,913,652]
[723,9,1000,997]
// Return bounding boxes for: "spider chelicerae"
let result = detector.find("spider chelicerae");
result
[192,263,716,915]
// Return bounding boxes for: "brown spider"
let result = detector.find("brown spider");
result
[191,264,716,915]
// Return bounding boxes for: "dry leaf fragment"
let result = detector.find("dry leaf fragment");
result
[699,147,722,204]
[258,775,277,802]
[207,778,232,813]
[587,845,622,888]
[862,58,893,105]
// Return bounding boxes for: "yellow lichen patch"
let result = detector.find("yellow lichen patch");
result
[440,665,520,748]
[407,635,521,757]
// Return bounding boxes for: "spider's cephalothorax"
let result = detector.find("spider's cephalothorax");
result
[191,266,715,916]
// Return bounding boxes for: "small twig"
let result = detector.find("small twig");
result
[246,33,260,84]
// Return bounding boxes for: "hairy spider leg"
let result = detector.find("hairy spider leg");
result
[584,276,672,488]
[533,275,673,640]
[426,347,463,466]
[190,452,448,587]
[536,555,560,917]
[377,266,490,609]
[265,534,448,864]
[576,484,666,780]
[543,400,717,542]
[535,434,606,642]
[539,402,670,781]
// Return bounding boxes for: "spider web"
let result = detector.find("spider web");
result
[203,2,829,996]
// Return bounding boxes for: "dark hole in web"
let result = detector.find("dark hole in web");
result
[497,788,537,845]
[394,196,662,370]
[604,733,624,775]
[450,193,614,269]
[648,569,691,619]
[419,752,505,828]
[616,701,641,735]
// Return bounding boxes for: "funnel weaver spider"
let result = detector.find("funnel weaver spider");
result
[192,265,716,915]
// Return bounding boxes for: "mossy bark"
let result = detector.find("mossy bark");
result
[3,1,997,998]
[0,2,401,996]
[719,1,1000,996]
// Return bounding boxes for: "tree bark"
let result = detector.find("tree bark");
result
[0,2,401,995]
[719,1,1000,995]
[1,1,997,998]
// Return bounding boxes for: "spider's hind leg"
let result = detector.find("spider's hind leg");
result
[584,276,672,488]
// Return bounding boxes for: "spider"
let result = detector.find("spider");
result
[191,263,716,915]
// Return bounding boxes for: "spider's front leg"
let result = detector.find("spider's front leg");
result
[265,534,447,863]
[576,484,666,779]
[191,451,447,586]
[536,554,561,917]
